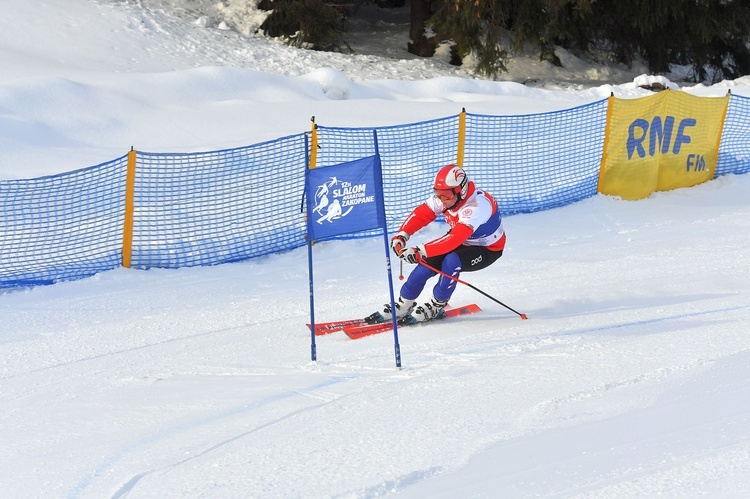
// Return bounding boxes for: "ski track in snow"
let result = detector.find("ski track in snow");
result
[12,284,744,496]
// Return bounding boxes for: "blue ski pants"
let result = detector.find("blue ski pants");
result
[400,246,503,302]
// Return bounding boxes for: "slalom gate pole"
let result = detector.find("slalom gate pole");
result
[417,259,528,320]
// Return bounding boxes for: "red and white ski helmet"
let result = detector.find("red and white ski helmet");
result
[433,164,469,200]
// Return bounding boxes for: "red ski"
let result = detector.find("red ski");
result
[307,318,367,336]
[306,303,460,335]
[343,303,482,340]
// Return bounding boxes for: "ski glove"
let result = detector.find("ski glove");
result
[400,244,426,264]
[390,230,409,255]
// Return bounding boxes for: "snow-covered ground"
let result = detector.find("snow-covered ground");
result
[1,0,749,497]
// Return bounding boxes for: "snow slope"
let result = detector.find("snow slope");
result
[1,0,749,497]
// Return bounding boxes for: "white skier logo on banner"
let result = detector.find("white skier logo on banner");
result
[313,176,369,225]
[306,155,380,238]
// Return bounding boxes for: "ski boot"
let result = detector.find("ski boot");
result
[398,297,448,325]
[365,296,416,324]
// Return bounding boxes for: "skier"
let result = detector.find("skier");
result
[367,164,506,324]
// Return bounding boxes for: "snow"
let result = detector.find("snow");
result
[1,0,750,497]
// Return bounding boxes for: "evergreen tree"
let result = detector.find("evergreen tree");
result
[408,0,437,56]
[257,0,750,82]
[258,0,349,52]
[419,0,750,81]
[428,0,510,75]
[586,0,750,82]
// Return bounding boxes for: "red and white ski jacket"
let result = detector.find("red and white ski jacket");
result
[398,182,506,258]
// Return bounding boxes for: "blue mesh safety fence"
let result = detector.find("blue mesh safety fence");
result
[716,93,750,177]
[315,115,459,236]
[1,96,748,289]
[0,156,127,288]
[464,100,608,215]
[131,134,308,269]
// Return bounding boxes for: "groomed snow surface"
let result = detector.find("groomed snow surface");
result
[3,175,750,498]
[1,0,750,497]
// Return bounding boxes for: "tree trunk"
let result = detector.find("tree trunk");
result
[408,0,436,57]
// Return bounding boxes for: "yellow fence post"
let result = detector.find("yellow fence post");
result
[308,118,318,246]
[457,107,466,167]
[597,93,615,194]
[122,147,137,268]
[309,116,318,170]
[714,90,731,165]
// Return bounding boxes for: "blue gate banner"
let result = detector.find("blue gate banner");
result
[306,155,385,241]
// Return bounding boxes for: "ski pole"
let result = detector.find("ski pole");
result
[417,259,528,320]
[399,259,404,280]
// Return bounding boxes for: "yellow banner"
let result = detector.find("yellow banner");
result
[599,91,729,200]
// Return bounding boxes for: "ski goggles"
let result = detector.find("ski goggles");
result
[434,188,457,201]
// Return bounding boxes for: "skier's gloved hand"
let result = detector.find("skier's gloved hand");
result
[400,245,425,264]
[390,231,409,256]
